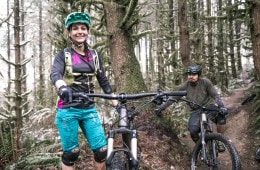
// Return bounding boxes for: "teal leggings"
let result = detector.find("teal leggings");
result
[55,106,107,151]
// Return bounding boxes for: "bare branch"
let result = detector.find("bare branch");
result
[120,0,138,29]
[22,108,33,117]
[132,30,156,39]
[19,101,30,109]
[91,28,112,37]
[0,53,16,66]
[21,90,32,98]
[0,10,14,27]
[20,40,31,46]
[0,109,11,119]
[21,57,32,66]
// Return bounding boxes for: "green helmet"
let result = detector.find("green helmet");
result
[65,12,91,29]
[186,64,202,75]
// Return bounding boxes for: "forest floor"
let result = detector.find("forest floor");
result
[72,82,260,169]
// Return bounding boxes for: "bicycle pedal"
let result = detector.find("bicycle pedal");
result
[217,142,226,153]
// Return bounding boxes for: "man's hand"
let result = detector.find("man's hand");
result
[155,108,163,117]
[219,107,228,116]
[58,85,73,103]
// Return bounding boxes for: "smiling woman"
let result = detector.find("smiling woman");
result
[65,12,91,51]
[50,11,118,170]
[68,23,89,54]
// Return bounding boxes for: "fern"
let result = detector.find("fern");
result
[0,120,13,165]
[248,81,260,136]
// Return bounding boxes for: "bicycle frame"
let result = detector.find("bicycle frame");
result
[199,110,218,166]
[72,91,187,169]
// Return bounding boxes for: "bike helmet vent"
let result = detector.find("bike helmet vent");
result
[65,12,91,29]
[186,64,202,75]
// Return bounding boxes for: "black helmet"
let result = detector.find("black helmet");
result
[186,64,202,75]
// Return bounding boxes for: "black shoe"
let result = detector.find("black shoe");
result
[217,142,226,153]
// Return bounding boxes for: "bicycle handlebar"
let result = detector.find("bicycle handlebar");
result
[73,91,187,101]
[171,98,228,115]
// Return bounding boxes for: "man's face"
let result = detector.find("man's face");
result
[187,73,199,83]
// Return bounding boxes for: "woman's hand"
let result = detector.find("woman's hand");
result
[111,99,118,107]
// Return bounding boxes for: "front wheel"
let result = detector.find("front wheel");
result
[108,151,130,170]
[191,133,241,170]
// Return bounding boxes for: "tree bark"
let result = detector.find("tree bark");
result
[103,1,147,93]
[39,0,45,106]
[14,0,22,161]
[251,0,260,80]
[178,0,190,67]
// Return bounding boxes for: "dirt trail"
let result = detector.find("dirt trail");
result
[180,83,260,169]
[223,84,260,169]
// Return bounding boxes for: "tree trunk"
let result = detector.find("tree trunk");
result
[156,0,166,89]
[21,0,29,113]
[228,0,237,79]
[207,0,216,84]
[178,0,190,67]
[13,0,22,160]
[39,0,45,106]
[216,0,227,89]
[7,0,11,107]
[103,1,147,93]
[250,0,260,80]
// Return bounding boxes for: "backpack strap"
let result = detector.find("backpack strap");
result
[90,49,101,74]
[64,47,102,78]
[64,47,73,77]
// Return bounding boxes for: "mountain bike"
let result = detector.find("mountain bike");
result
[73,90,187,170]
[171,98,241,170]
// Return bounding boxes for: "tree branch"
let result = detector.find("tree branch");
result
[0,10,13,27]
[0,53,16,67]
[120,0,138,29]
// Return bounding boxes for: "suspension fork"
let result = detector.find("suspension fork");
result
[200,112,208,161]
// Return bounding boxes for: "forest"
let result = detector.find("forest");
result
[0,0,260,169]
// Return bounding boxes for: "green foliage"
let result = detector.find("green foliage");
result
[228,78,247,90]
[159,102,189,137]
[3,107,62,169]
[15,153,60,170]
[247,81,260,136]
[0,120,13,167]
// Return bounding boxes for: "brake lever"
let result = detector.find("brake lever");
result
[168,98,178,103]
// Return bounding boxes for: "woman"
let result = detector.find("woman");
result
[50,12,117,170]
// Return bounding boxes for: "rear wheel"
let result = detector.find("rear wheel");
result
[191,133,241,170]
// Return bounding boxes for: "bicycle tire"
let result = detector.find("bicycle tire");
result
[109,151,130,170]
[191,133,241,170]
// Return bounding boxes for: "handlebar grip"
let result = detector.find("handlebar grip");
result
[72,92,93,101]
[164,91,187,96]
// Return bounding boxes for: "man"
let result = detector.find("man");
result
[156,64,228,152]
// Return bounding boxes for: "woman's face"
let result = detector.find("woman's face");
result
[68,23,89,44]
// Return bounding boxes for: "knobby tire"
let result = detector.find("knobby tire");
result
[191,133,241,170]
[110,151,130,170]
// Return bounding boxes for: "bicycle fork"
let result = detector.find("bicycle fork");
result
[200,113,218,166]
[106,129,139,168]
[106,105,139,168]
